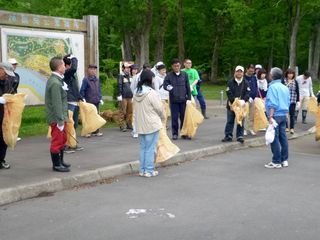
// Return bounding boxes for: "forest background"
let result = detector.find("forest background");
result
[1,0,320,83]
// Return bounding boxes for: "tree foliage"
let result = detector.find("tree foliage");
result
[2,0,320,81]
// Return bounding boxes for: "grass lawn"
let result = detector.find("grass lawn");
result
[19,101,118,137]
[19,79,228,137]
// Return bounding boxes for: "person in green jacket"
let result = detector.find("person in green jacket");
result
[182,59,199,96]
[45,56,70,172]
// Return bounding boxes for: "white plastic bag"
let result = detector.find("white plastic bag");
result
[265,119,278,145]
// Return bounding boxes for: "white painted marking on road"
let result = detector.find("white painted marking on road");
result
[126,208,175,219]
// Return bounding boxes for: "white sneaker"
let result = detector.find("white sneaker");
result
[282,161,289,167]
[131,131,138,138]
[17,137,22,141]
[92,132,103,137]
[244,130,248,136]
[249,130,256,135]
[139,172,144,177]
[264,162,282,169]
[144,170,159,178]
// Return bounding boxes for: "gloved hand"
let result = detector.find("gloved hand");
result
[249,97,254,103]
[186,100,192,105]
[296,101,300,110]
[0,97,6,104]
[167,85,173,91]
[100,99,104,105]
[117,95,122,101]
[239,100,246,107]
[62,82,69,91]
[190,85,194,91]
[57,123,64,132]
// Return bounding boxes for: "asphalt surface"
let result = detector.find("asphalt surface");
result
[0,134,319,240]
[0,102,314,190]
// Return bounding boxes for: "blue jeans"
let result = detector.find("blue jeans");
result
[271,116,288,164]
[196,85,206,110]
[138,131,160,174]
[224,109,244,139]
[68,104,79,129]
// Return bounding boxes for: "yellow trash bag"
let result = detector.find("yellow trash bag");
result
[156,104,180,163]
[2,93,26,150]
[253,98,268,132]
[180,102,204,138]
[316,106,320,141]
[308,96,318,115]
[79,101,106,136]
[46,110,77,148]
[156,127,180,163]
[231,98,249,126]
[66,110,77,148]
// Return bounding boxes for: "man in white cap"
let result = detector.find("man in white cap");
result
[8,58,20,94]
[221,65,250,143]
[0,62,15,169]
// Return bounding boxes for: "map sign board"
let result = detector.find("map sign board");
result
[1,27,85,105]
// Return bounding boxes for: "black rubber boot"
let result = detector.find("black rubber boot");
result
[302,110,307,124]
[60,150,71,168]
[51,152,70,172]
[201,109,209,119]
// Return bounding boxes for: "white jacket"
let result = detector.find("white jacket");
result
[133,85,165,134]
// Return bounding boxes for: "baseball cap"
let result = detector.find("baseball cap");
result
[130,64,139,69]
[0,62,15,77]
[235,65,244,72]
[8,58,18,65]
[255,64,262,69]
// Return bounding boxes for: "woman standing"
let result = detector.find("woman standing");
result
[256,68,268,100]
[133,70,165,177]
[153,62,169,124]
[282,68,300,134]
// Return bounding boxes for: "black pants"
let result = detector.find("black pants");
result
[287,103,296,129]
[170,102,186,136]
[224,109,244,139]
[0,130,7,162]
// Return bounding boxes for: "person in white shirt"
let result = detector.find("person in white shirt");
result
[153,62,169,126]
[295,71,315,124]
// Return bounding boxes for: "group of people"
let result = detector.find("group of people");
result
[117,58,208,177]
[1,55,319,175]
[222,64,319,169]
[45,55,106,172]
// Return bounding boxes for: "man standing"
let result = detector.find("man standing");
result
[8,58,20,94]
[63,54,84,152]
[182,59,199,97]
[45,57,70,172]
[117,62,133,131]
[80,64,104,137]
[265,67,290,169]
[0,62,15,169]
[296,71,315,124]
[164,58,191,140]
[244,64,258,136]
[196,71,209,119]
[221,66,250,143]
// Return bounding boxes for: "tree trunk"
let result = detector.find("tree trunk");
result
[177,0,185,62]
[154,4,169,62]
[210,35,219,83]
[289,0,300,69]
[122,32,133,61]
[310,23,320,80]
[131,0,153,67]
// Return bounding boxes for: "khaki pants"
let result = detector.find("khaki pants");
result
[121,98,133,127]
[300,96,310,111]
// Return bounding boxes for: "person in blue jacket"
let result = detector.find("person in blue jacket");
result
[265,67,290,169]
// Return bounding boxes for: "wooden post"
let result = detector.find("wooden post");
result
[84,15,99,74]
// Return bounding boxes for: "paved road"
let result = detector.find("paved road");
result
[1,134,319,240]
